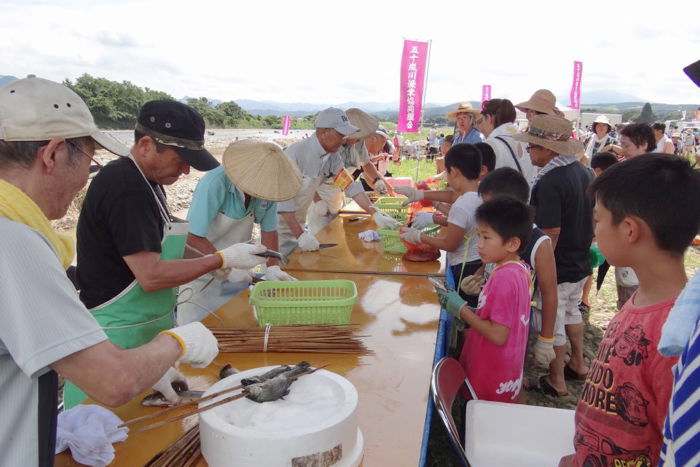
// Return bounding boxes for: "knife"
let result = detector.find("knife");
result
[254,249,283,260]
[318,243,338,249]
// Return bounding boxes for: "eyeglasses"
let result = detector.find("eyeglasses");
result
[66,140,103,168]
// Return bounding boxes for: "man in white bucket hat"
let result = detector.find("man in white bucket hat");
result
[277,107,400,256]
[0,76,219,465]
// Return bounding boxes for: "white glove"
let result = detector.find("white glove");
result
[226,268,253,284]
[152,367,187,403]
[310,200,329,218]
[211,267,231,281]
[298,231,320,251]
[533,335,556,367]
[411,212,434,229]
[163,322,219,368]
[217,243,267,270]
[264,265,298,281]
[394,186,424,205]
[374,179,388,194]
[400,227,423,244]
[373,211,401,229]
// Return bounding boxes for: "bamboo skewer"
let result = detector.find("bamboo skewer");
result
[145,425,200,467]
[283,267,445,278]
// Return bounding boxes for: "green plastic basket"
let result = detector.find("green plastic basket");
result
[374,196,409,222]
[378,224,441,255]
[250,280,358,326]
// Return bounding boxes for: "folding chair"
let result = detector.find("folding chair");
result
[432,357,577,466]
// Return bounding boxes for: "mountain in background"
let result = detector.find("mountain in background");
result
[0,75,17,87]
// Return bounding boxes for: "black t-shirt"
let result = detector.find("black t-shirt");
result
[76,157,166,308]
[530,163,593,284]
[520,226,548,294]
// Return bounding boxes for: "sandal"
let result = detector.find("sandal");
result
[578,302,590,315]
[564,364,588,381]
[539,375,569,397]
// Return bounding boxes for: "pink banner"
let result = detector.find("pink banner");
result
[481,85,492,106]
[569,61,583,110]
[281,115,291,136]
[397,40,429,133]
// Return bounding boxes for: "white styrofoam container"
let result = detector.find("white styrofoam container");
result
[199,366,363,467]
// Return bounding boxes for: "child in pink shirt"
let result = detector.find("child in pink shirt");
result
[438,197,532,402]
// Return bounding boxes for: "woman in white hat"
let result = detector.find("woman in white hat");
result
[179,140,302,323]
[584,115,617,159]
[447,103,484,145]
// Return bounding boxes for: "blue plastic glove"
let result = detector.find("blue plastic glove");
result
[436,288,466,320]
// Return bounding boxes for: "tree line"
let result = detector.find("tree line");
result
[63,74,315,130]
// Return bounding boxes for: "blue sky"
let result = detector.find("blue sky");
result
[1,0,698,105]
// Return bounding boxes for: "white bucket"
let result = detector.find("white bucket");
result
[199,366,363,467]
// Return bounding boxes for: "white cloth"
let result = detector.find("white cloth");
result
[446,191,481,266]
[358,230,379,242]
[56,405,128,467]
[486,123,535,185]
[654,134,674,154]
[585,133,615,158]
[531,154,579,187]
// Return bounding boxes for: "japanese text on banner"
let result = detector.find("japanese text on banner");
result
[569,61,583,110]
[398,40,429,133]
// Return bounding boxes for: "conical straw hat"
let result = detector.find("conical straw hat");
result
[345,108,379,140]
[222,139,301,202]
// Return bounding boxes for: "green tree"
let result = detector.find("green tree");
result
[635,103,656,124]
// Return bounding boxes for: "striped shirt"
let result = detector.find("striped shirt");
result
[660,319,700,466]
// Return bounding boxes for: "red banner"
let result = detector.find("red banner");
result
[397,40,429,133]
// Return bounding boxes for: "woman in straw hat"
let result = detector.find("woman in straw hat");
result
[513,114,592,397]
[178,140,302,324]
[515,89,564,121]
[584,115,617,159]
[447,103,484,145]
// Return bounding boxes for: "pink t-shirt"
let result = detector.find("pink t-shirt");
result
[459,261,531,402]
[572,294,677,467]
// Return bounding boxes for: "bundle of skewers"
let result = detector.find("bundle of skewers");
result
[145,425,200,467]
[213,325,372,355]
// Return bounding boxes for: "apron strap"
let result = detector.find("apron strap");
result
[127,155,172,224]
[38,370,58,467]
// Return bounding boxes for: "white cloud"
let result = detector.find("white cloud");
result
[1,0,698,105]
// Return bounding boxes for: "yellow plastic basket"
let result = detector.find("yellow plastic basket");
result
[374,196,409,222]
[250,280,358,326]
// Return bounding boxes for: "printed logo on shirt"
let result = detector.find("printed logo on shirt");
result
[574,422,652,467]
[495,374,523,401]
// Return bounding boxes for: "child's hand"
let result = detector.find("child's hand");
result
[436,289,466,320]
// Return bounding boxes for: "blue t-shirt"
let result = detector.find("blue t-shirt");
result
[187,166,277,236]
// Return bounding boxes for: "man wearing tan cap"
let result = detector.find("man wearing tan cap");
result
[179,140,302,323]
[513,114,593,397]
[277,107,400,256]
[447,103,484,145]
[0,76,219,465]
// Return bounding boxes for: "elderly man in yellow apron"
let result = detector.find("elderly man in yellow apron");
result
[178,140,302,324]
[65,101,268,408]
[309,108,396,232]
[278,108,400,256]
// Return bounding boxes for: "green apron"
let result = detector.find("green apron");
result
[63,158,188,409]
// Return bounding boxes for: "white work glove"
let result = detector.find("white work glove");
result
[374,179,388,194]
[152,367,187,404]
[411,212,434,229]
[211,267,231,281]
[310,200,329,218]
[226,268,253,284]
[533,335,556,367]
[394,186,424,205]
[162,322,219,368]
[400,227,423,244]
[298,231,320,251]
[264,265,298,281]
[373,211,401,229]
[217,243,267,270]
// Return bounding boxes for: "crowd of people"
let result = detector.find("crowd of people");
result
[0,62,698,466]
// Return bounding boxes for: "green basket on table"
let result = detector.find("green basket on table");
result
[249,280,358,326]
[374,196,409,223]
[378,224,441,255]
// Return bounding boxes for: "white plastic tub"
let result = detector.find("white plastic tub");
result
[199,366,363,467]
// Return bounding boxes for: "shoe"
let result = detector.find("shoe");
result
[564,364,588,381]
[539,375,569,397]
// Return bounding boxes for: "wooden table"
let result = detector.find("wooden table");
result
[56,215,444,466]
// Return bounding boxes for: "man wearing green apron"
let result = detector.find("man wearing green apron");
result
[179,139,302,324]
[66,101,267,408]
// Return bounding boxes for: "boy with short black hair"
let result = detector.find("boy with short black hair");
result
[560,154,700,467]
[589,152,618,176]
[437,197,533,402]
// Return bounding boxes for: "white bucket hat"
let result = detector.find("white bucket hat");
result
[222,139,301,201]
[0,76,129,156]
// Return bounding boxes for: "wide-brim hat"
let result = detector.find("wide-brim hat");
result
[593,115,611,126]
[515,89,560,116]
[222,139,301,202]
[512,114,584,155]
[345,108,379,140]
[447,102,481,120]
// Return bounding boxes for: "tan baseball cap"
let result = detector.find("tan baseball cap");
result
[0,76,129,156]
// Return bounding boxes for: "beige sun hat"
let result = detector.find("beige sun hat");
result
[446,102,481,120]
[222,139,301,202]
[512,114,584,155]
[515,89,561,116]
[345,108,379,140]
